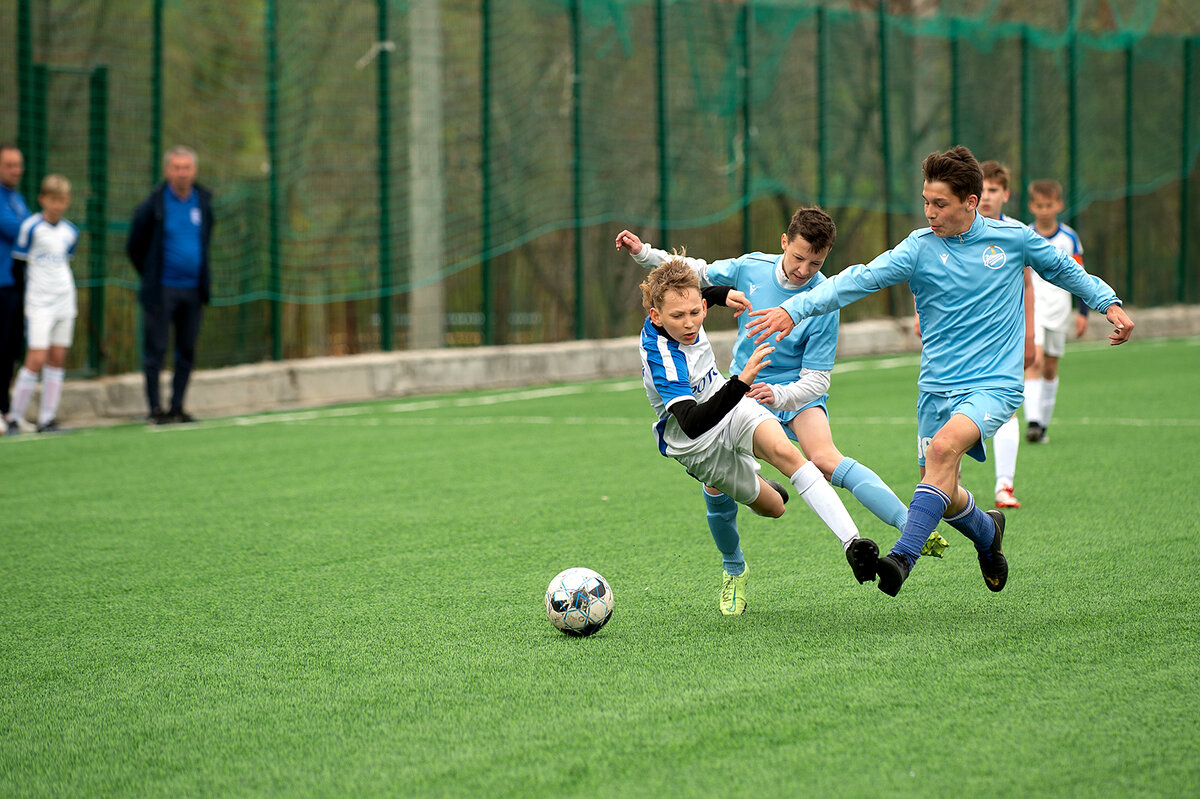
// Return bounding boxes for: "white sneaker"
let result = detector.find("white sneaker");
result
[994,486,1020,509]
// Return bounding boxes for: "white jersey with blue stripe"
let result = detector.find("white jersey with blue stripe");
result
[13,213,79,314]
[641,317,725,456]
[778,212,1120,395]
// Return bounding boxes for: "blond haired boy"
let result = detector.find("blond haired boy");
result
[639,256,879,614]
[5,174,77,434]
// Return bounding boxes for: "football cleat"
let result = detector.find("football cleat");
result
[36,419,65,434]
[1025,422,1046,443]
[994,486,1020,509]
[876,553,911,597]
[845,537,879,584]
[720,567,749,615]
[920,530,950,558]
[979,509,1009,592]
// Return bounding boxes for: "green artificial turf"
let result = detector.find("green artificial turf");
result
[2,337,1198,797]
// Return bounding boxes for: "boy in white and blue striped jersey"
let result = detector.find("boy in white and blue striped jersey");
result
[639,256,879,615]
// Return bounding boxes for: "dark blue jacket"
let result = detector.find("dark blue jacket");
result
[126,182,214,308]
[0,183,30,288]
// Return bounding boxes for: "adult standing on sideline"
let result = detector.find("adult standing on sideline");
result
[0,144,31,434]
[126,146,214,424]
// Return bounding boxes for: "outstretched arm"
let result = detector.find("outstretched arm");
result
[615,229,730,285]
[746,368,832,411]
[1025,230,1132,344]
[1023,267,1036,368]
[745,246,910,344]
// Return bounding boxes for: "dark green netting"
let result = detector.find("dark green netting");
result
[0,0,1197,373]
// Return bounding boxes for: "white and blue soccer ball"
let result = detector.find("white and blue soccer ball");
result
[544,567,614,637]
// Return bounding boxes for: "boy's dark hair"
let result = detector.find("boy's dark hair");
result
[922,145,983,202]
[786,207,837,252]
[640,251,700,312]
[980,160,1010,190]
[1028,179,1063,201]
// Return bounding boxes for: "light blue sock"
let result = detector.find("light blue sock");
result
[704,489,744,576]
[892,484,950,567]
[943,491,997,552]
[831,457,908,532]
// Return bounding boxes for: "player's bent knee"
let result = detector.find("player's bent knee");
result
[924,437,959,466]
[759,439,802,472]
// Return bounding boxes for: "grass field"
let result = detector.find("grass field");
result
[2,336,1199,798]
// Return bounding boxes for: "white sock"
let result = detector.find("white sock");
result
[8,367,39,424]
[993,415,1020,491]
[1041,377,1060,429]
[1024,378,1044,426]
[38,366,64,426]
[790,461,859,548]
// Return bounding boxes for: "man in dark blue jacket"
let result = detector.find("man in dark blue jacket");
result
[126,146,214,424]
[0,144,31,432]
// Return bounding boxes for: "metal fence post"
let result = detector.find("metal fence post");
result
[817,6,828,207]
[1125,39,1135,303]
[88,66,109,374]
[266,0,282,360]
[481,0,495,345]
[152,0,163,183]
[377,0,393,351]
[17,0,35,199]
[655,0,670,248]
[571,0,584,339]
[739,3,751,255]
[1181,38,1194,303]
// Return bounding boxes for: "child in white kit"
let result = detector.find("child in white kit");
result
[4,174,78,434]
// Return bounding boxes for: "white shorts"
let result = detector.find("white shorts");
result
[26,311,75,349]
[674,397,777,505]
[1034,325,1067,358]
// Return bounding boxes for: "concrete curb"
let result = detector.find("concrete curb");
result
[35,304,1200,427]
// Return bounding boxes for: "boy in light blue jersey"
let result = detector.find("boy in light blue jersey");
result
[618,208,947,592]
[746,146,1135,597]
[638,257,880,615]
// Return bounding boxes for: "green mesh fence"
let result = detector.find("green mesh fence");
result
[1,0,1197,375]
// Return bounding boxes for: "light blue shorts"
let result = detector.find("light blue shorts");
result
[770,394,828,442]
[916,387,1023,466]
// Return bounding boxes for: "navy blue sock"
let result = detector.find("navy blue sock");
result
[943,491,997,552]
[892,484,950,567]
[704,489,744,575]
[831,457,908,532]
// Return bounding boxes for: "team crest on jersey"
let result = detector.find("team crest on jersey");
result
[982,245,1007,270]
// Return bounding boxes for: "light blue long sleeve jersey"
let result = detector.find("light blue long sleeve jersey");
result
[778,212,1122,395]
[698,253,838,382]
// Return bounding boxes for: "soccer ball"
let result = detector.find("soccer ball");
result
[544,567,614,637]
